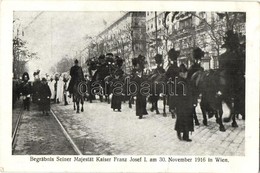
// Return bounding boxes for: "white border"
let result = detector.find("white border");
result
[0,1,259,172]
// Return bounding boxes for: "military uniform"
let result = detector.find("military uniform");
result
[68,65,84,94]
[38,80,51,115]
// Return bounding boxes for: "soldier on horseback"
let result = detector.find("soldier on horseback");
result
[219,30,245,120]
[68,59,84,97]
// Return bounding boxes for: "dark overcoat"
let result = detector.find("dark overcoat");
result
[134,75,148,116]
[174,77,194,133]
[111,78,124,110]
[68,65,84,93]
[38,83,51,111]
[166,63,179,110]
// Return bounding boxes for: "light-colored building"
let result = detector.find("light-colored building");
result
[145,11,245,70]
[89,12,146,73]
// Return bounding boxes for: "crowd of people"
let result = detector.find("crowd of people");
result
[13,30,245,142]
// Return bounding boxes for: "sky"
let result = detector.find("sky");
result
[13,11,125,75]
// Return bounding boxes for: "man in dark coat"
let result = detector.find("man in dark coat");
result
[20,72,32,111]
[38,78,51,115]
[68,59,84,96]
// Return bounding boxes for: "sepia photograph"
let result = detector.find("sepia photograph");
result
[0,1,259,173]
[12,10,246,155]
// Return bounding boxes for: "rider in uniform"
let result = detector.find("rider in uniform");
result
[68,59,84,97]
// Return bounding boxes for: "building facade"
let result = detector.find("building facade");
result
[89,12,146,73]
[145,11,246,70]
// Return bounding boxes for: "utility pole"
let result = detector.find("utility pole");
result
[155,11,158,54]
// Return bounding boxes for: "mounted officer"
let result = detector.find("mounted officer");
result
[68,59,84,97]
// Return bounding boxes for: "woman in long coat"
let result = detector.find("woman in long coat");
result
[111,69,124,112]
[38,78,51,115]
[174,74,194,142]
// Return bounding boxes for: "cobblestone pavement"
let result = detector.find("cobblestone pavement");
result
[12,102,76,155]
[51,99,245,156]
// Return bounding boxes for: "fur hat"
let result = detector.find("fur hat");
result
[98,54,106,60]
[193,47,205,60]
[74,59,79,64]
[22,72,30,81]
[137,54,146,70]
[222,30,240,50]
[114,69,124,76]
[106,53,113,56]
[41,77,47,82]
[154,54,163,64]
[132,58,138,67]
[33,69,40,76]
[115,56,124,68]
[168,48,180,61]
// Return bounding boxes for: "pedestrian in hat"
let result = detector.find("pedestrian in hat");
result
[111,70,124,112]
[174,72,194,142]
[38,77,51,115]
[20,72,32,111]
[133,55,148,119]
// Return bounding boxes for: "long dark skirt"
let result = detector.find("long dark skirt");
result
[168,95,177,110]
[175,98,194,133]
[111,94,122,110]
[39,98,50,112]
[136,95,148,116]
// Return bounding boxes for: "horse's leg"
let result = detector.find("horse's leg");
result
[218,106,226,132]
[76,99,80,113]
[150,99,154,112]
[100,94,103,102]
[154,98,160,114]
[200,97,208,126]
[163,95,167,117]
[81,97,84,112]
[193,106,200,126]
[73,96,76,110]
[155,98,160,115]
[128,96,132,108]
[107,95,110,104]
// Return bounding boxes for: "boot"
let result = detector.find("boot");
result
[177,131,182,140]
[183,131,192,142]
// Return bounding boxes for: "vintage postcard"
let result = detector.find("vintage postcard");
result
[0,0,259,172]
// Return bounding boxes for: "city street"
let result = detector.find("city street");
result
[13,99,245,155]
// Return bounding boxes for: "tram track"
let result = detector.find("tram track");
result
[12,102,82,155]
[50,109,83,155]
[12,106,23,150]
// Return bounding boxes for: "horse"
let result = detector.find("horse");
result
[186,62,204,126]
[90,57,116,103]
[72,79,86,113]
[147,70,168,117]
[190,69,239,132]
